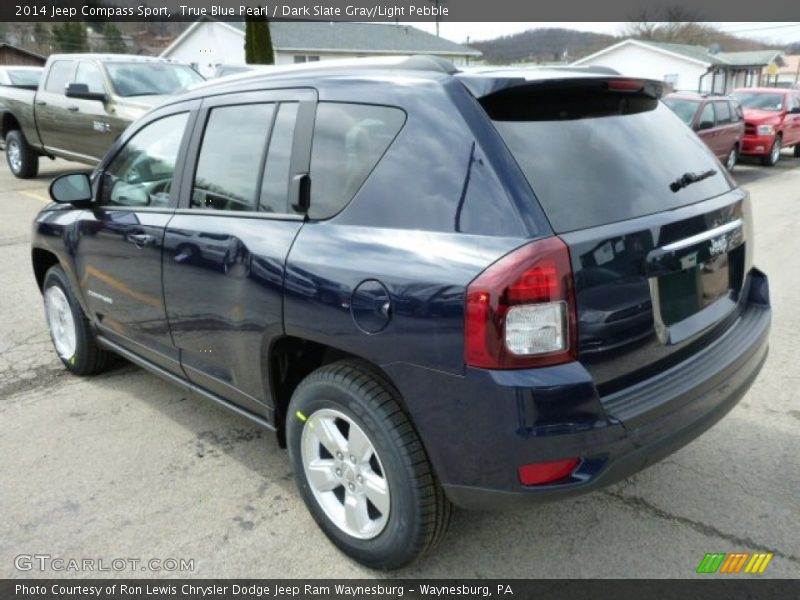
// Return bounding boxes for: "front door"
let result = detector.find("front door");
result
[72,104,197,372]
[36,59,76,154]
[163,89,315,419]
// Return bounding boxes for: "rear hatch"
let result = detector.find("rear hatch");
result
[463,72,752,393]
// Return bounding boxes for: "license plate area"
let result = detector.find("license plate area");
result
[646,220,745,345]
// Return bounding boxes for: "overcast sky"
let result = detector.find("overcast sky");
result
[405,22,800,45]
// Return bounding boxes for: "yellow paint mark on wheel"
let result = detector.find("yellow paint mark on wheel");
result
[296,411,308,422]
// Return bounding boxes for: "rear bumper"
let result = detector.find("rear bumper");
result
[740,134,777,155]
[386,271,771,510]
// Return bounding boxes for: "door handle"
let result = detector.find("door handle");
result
[128,233,156,247]
[67,106,79,112]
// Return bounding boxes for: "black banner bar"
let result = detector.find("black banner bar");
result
[3,0,800,22]
[3,580,800,600]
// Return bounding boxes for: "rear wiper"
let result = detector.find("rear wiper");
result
[669,169,717,193]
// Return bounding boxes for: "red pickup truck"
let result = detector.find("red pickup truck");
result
[731,87,800,166]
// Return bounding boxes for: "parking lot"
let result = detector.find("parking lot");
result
[1,153,798,579]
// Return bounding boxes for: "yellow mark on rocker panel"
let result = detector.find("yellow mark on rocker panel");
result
[20,190,51,204]
[296,411,307,422]
[82,266,162,309]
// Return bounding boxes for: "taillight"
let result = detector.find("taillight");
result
[465,236,577,369]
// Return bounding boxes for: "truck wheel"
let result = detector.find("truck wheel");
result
[287,360,451,569]
[5,130,39,179]
[760,135,782,167]
[43,265,114,376]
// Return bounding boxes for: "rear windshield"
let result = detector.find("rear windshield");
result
[7,69,41,87]
[486,85,733,232]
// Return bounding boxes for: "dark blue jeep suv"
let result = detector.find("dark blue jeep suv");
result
[32,57,771,569]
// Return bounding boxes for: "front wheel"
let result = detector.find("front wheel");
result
[43,265,114,375]
[286,361,451,569]
[760,135,782,167]
[4,130,39,178]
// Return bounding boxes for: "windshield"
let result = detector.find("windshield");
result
[7,69,41,87]
[105,62,204,97]
[730,92,784,111]
[486,89,731,232]
[662,97,699,126]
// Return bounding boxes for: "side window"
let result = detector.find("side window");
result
[714,101,732,125]
[101,112,189,208]
[309,103,405,220]
[75,62,106,95]
[191,103,275,212]
[259,103,298,213]
[45,61,74,94]
[729,101,742,122]
[698,103,715,128]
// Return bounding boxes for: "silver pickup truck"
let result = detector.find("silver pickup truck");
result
[0,53,203,178]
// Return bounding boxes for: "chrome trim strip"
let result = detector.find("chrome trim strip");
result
[660,219,743,252]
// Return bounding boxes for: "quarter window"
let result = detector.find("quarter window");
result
[45,61,74,94]
[100,113,189,208]
[309,103,405,219]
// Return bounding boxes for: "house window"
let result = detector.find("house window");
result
[293,56,307,64]
[663,74,679,89]
[308,56,320,62]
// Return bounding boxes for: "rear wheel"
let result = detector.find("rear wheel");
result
[725,144,738,172]
[5,130,39,179]
[286,361,451,569]
[43,265,114,375]
[760,135,782,167]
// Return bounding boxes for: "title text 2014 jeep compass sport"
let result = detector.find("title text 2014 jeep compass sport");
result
[32,57,771,569]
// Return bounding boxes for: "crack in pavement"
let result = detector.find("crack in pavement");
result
[603,490,800,565]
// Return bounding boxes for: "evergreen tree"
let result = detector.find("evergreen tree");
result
[104,23,127,53]
[245,16,274,65]
[52,23,89,53]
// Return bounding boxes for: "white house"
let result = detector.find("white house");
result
[572,39,785,94]
[776,55,799,87]
[161,21,481,77]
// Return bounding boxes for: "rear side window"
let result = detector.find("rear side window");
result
[697,103,714,127]
[486,86,732,232]
[714,101,732,124]
[45,61,74,94]
[259,103,298,213]
[309,103,405,220]
[192,104,276,212]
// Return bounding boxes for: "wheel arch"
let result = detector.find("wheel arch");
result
[266,336,406,448]
[1,111,22,140]
[32,248,60,292]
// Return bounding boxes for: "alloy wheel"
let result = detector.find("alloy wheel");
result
[726,147,737,171]
[7,140,22,173]
[301,408,390,539]
[770,139,781,165]
[44,286,77,359]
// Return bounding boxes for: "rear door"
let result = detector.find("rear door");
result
[711,99,738,159]
[481,80,750,392]
[695,101,724,158]
[163,89,315,419]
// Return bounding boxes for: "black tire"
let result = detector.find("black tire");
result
[43,265,114,376]
[5,129,39,178]
[286,360,451,570]
[794,144,800,158]
[760,135,782,167]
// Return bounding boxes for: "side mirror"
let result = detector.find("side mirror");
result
[65,83,107,103]
[696,120,714,131]
[50,173,93,204]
